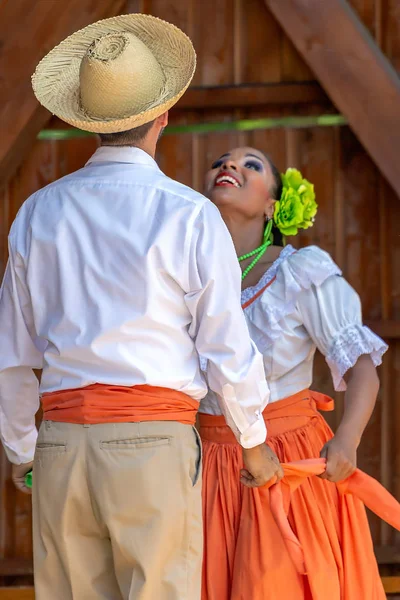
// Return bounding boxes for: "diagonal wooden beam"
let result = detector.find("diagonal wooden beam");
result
[264,0,400,196]
[0,0,126,187]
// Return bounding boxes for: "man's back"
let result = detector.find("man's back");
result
[0,17,278,600]
[12,147,208,396]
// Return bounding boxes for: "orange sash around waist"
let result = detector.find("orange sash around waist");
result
[199,388,334,443]
[199,389,400,575]
[41,384,198,425]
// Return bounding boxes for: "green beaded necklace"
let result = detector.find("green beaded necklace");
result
[238,219,273,281]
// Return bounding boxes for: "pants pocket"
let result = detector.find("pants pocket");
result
[190,426,203,487]
[100,436,171,450]
[35,443,67,466]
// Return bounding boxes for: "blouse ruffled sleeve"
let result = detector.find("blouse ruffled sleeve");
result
[296,274,388,391]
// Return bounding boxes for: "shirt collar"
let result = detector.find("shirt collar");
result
[86,146,159,169]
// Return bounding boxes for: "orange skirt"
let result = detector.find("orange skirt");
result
[199,389,386,600]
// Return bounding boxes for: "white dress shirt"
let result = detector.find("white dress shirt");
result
[200,245,387,414]
[0,146,269,464]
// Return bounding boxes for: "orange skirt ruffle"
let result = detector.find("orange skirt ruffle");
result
[199,389,386,600]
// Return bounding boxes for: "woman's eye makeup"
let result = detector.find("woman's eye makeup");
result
[244,160,263,172]
[211,160,223,169]
[210,157,264,171]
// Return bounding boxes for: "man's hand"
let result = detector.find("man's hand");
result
[241,443,283,488]
[320,434,357,483]
[12,461,34,495]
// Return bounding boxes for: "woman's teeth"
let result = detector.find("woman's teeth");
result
[215,175,241,187]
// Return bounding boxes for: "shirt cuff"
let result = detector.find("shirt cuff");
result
[239,417,267,449]
[2,427,37,465]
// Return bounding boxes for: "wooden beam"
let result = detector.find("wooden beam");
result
[0,0,126,187]
[177,82,332,110]
[44,82,332,133]
[264,0,400,196]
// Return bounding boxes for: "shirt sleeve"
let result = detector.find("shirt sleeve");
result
[184,201,269,448]
[0,239,44,464]
[296,275,388,391]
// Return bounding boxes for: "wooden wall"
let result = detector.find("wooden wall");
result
[0,0,399,585]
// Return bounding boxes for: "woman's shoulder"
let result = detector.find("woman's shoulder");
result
[242,245,340,352]
[242,245,341,311]
[285,245,341,274]
[250,245,341,324]
[280,245,342,289]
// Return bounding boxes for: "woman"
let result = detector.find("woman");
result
[199,146,389,599]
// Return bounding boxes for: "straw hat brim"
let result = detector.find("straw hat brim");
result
[32,14,196,133]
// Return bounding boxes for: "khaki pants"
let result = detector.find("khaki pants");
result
[32,420,202,600]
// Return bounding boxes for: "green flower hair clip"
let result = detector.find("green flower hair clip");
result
[273,168,318,237]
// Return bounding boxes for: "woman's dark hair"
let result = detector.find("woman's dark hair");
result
[263,152,284,247]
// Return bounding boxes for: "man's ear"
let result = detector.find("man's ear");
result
[157,111,169,128]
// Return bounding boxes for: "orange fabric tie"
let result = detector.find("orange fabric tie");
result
[258,391,400,574]
[41,383,198,425]
[265,458,400,574]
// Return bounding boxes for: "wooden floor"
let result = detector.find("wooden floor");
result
[0,579,399,598]
[0,591,34,599]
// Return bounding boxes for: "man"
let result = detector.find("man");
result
[0,14,281,600]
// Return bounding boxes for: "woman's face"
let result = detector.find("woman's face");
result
[204,146,276,220]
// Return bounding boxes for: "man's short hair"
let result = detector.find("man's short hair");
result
[98,119,156,146]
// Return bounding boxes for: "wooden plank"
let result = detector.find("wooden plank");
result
[281,31,314,82]
[378,173,392,545]
[264,0,400,196]
[348,0,376,38]
[134,0,191,35]
[375,546,400,565]
[393,342,400,537]
[0,559,33,576]
[190,0,235,86]
[383,577,400,594]
[0,0,126,187]
[386,0,400,72]
[239,0,282,84]
[0,590,34,600]
[365,320,400,339]
[294,127,337,258]
[157,112,199,189]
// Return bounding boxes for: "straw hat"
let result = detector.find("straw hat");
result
[32,14,196,133]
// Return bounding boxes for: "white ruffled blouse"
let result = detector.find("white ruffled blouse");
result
[200,245,388,414]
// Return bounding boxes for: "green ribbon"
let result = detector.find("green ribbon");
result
[38,114,347,140]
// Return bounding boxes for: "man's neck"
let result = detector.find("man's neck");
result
[101,140,156,159]
[133,138,156,158]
